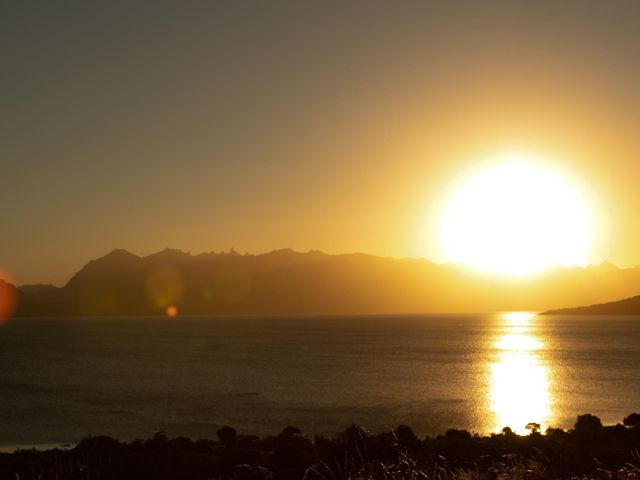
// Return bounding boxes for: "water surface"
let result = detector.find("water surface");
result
[0,314,638,448]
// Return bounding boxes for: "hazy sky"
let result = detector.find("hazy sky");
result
[2,1,640,285]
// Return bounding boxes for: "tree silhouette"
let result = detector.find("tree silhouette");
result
[623,413,640,428]
[525,422,541,434]
[217,426,237,447]
[574,414,602,432]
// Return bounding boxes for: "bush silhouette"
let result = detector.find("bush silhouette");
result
[574,414,603,432]
[443,428,472,440]
[623,413,640,428]
[217,426,237,447]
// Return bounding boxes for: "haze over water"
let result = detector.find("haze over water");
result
[0,314,638,449]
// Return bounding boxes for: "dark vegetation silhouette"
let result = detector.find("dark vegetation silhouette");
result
[1,414,640,480]
[9,249,640,316]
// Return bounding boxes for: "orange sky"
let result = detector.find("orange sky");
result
[2,1,640,285]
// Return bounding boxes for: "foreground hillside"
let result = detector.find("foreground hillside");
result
[8,248,640,315]
[1,414,639,480]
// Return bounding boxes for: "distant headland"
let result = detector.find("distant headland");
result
[542,294,640,315]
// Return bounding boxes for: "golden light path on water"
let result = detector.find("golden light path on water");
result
[489,312,552,434]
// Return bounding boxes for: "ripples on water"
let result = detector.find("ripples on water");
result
[0,313,639,447]
[490,312,550,434]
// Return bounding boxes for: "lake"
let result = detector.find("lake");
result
[0,313,638,449]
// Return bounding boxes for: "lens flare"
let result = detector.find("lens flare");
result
[0,272,18,324]
[146,266,185,310]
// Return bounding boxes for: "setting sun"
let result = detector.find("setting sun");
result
[438,153,596,276]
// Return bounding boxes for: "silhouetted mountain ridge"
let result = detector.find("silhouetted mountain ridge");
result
[7,248,640,316]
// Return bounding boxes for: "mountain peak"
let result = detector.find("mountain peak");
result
[65,249,141,288]
[263,248,297,257]
[145,248,191,261]
[104,248,139,260]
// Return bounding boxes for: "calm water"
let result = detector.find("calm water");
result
[0,314,639,448]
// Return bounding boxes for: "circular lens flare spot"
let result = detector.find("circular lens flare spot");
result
[146,267,185,308]
[0,273,18,325]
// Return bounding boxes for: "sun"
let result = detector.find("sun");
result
[438,153,596,276]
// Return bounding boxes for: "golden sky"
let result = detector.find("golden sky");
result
[2,1,640,285]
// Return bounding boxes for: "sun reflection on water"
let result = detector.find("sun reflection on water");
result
[489,312,552,434]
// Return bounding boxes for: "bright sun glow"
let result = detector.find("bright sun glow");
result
[439,153,596,276]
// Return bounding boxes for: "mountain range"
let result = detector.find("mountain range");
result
[4,248,640,316]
